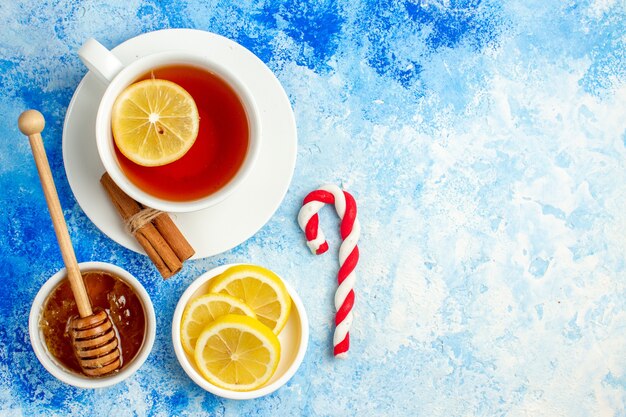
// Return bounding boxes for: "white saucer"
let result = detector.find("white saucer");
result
[63,29,297,259]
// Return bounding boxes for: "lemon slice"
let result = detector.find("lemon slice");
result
[208,265,292,334]
[180,293,256,355]
[194,314,280,391]
[111,79,199,166]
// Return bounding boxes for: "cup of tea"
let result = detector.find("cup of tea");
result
[78,38,261,213]
[29,262,156,388]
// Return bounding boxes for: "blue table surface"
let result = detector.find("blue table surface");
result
[1,1,625,416]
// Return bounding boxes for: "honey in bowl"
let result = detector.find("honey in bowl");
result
[114,64,250,202]
[40,270,146,376]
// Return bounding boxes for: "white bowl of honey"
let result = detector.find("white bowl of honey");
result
[29,262,156,388]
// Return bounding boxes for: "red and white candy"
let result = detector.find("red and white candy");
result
[298,184,360,358]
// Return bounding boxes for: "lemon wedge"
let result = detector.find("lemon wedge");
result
[208,265,292,334]
[111,78,199,166]
[180,293,256,355]
[194,314,280,391]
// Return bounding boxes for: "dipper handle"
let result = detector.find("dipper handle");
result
[19,110,93,318]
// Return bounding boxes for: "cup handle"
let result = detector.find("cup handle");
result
[78,38,124,84]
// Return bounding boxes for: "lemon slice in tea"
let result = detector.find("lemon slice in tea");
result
[111,79,200,167]
[194,314,281,391]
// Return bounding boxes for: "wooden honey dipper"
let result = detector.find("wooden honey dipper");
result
[19,110,122,377]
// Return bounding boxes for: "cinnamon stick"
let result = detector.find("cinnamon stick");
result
[148,210,195,262]
[100,173,194,278]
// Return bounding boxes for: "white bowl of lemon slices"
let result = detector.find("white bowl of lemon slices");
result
[172,264,309,399]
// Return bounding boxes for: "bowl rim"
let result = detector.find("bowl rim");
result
[171,263,309,400]
[28,261,156,389]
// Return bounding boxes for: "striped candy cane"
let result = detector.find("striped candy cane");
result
[297,184,360,358]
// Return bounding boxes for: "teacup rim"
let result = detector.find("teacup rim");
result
[93,50,262,213]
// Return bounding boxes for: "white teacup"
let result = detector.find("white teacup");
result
[78,38,261,213]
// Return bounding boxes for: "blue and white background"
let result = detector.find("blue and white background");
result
[1,1,625,415]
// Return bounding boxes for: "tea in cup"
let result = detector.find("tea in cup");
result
[79,38,261,213]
